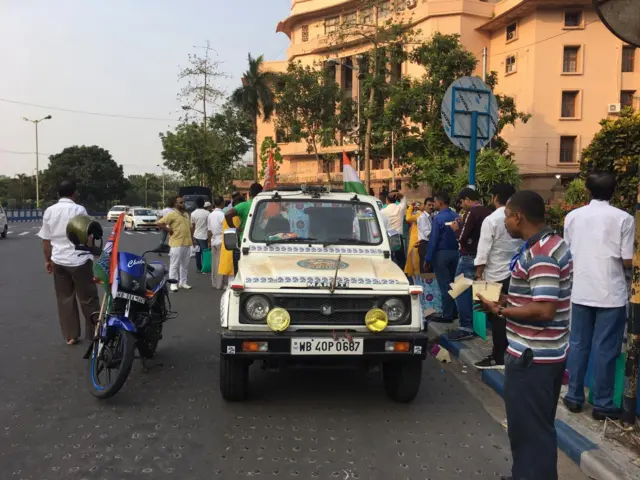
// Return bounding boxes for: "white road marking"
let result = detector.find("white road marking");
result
[124,232,133,235]
[19,231,29,236]
[32,226,40,229]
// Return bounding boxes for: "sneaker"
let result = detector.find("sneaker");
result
[562,397,583,414]
[179,284,193,290]
[592,408,622,421]
[474,355,504,370]
[170,284,179,292]
[447,330,477,341]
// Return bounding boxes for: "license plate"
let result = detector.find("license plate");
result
[291,337,363,355]
[115,291,146,304]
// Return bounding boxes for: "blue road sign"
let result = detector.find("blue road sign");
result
[441,76,499,187]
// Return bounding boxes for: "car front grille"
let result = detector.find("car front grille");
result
[239,294,410,326]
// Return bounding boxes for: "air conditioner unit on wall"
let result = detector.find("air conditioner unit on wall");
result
[406,0,417,9]
[608,103,621,114]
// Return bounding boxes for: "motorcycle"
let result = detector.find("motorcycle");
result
[71,214,177,399]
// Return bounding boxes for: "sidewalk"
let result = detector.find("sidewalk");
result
[426,319,640,480]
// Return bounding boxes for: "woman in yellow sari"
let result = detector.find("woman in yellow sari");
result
[404,202,422,276]
[218,215,241,280]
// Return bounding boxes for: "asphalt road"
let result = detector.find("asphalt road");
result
[0,222,587,480]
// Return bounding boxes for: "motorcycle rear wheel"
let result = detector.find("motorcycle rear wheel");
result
[87,330,136,399]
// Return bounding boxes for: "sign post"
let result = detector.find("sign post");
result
[441,76,499,189]
[593,0,640,426]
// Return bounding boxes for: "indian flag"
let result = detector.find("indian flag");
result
[342,152,367,195]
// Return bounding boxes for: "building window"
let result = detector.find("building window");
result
[559,136,577,163]
[564,11,582,28]
[623,46,636,72]
[343,12,357,26]
[342,57,354,94]
[379,0,392,18]
[301,25,309,42]
[563,46,580,73]
[505,55,516,74]
[621,90,636,109]
[361,8,373,25]
[325,16,339,34]
[372,156,384,170]
[506,23,518,42]
[561,91,579,118]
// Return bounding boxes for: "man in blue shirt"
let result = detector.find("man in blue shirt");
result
[425,192,460,322]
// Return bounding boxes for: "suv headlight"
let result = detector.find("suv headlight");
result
[381,297,407,323]
[245,295,271,321]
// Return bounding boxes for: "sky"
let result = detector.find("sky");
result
[0,0,291,177]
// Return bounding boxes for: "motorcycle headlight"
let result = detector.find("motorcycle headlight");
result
[382,297,407,323]
[244,295,270,321]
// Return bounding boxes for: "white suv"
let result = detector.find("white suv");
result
[107,205,129,222]
[0,205,7,238]
[219,187,427,403]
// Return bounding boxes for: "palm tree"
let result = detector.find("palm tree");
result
[231,54,276,182]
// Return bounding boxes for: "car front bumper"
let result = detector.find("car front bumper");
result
[220,330,429,361]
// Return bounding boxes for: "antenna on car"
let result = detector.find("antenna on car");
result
[350,194,360,202]
[329,254,342,294]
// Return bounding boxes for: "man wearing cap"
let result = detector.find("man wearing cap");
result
[190,197,210,274]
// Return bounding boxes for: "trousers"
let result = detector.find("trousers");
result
[53,261,100,341]
[504,351,565,480]
[490,277,511,361]
[194,238,208,272]
[432,249,459,321]
[455,255,476,332]
[169,246,191,286]
[210,245,227,290]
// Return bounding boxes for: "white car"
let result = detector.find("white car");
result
[0,205,7,238]
[218,187,427,403]
[107,205,129,222]
[125,208,159,231]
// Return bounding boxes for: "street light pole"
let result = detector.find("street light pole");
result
[156,164,166,206]
[145,174,149,207]
[23,115,52,210]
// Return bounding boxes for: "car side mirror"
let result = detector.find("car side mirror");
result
[224,228,239,251]
[387,229,402,252]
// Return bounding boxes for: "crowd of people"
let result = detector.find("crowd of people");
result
[37,173,634,480]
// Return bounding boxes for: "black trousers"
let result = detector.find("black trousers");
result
[417,241,428,273]
[504,351,565,480]
[490,277,511,361]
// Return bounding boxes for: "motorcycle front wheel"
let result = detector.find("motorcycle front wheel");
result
[87,329,136,399]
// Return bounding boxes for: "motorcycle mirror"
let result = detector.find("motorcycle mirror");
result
[153,244,170,254]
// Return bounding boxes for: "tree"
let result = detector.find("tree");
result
[329,1,417,190]
[259,137,284,182]
[177,41,226,185]
[580,109,640,213]
[41,146,128,210]
[274,61,344,183]
[231,54,277,182]
[160,103,252,194]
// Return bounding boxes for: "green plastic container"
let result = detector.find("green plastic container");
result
[201,248,212,274]
[588,352,625,408]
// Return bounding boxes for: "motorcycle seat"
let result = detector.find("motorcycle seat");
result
[145,262,165,290]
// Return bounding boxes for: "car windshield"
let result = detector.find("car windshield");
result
[111,206,126,211]
[249,199,382,245]
[134,209,154,216]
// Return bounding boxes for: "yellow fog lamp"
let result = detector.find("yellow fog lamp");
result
[365,308,388,332]
[266,308,291,332]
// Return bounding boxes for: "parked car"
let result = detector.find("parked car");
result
[0,205,7,238]
[125,207,159,231]
[107,205,129,222]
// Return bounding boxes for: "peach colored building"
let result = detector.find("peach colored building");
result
[257,0,639,199]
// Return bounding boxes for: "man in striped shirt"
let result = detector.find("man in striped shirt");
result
[476,190,572,480]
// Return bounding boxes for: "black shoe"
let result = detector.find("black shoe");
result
[447,329,477,341]
[592,408,623,421]
[562,397,583,414]
[474,355,505,370]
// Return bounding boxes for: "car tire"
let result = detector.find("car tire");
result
[220,355,249,401]
[382,359,422,403]
[1,224,7,238]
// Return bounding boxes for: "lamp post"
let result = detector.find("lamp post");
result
[23,115,52,209]
[156,164,165,206]
[327,56,364,175]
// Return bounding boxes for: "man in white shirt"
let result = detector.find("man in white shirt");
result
[381,191,408,268]
[190,197,210,274]
[416,197,434,272]
[207,196,226,289]
[473,184,523,370]
[37,180,100,345]
[563,172,633,421]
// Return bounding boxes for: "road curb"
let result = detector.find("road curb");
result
[427,321,628,480]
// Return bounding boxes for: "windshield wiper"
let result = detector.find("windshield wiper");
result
[323,238,375,247]
[266,237,317,246]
